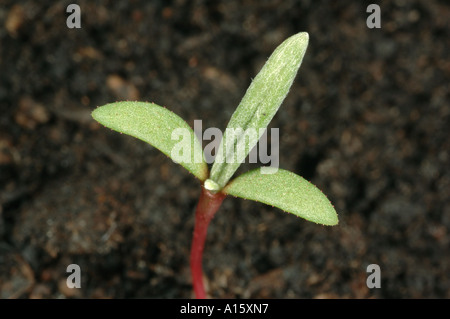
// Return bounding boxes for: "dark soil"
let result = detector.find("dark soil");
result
[0,1,448,298]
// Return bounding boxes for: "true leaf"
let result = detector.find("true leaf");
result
[92,101,208,181]
[223,168,338,225]
[210,32,309,189]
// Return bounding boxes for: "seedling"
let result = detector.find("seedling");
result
[92,32,338,298]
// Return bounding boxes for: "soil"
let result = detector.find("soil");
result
[0,1,448,299]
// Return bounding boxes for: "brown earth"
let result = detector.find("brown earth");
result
[0,1,448,298]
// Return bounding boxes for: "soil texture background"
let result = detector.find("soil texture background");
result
[0,0,449,298]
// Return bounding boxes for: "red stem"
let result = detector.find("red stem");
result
[190,187,226,299]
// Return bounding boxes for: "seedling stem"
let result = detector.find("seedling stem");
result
[190,187,226,298]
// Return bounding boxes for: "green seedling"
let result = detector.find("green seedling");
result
[92,32,338,298]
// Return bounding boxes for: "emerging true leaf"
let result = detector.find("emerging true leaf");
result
[223,168,338,226]
[92,101,208,181]
[210,32,309,189]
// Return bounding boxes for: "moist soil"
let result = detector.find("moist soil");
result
[0,1,448,298]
